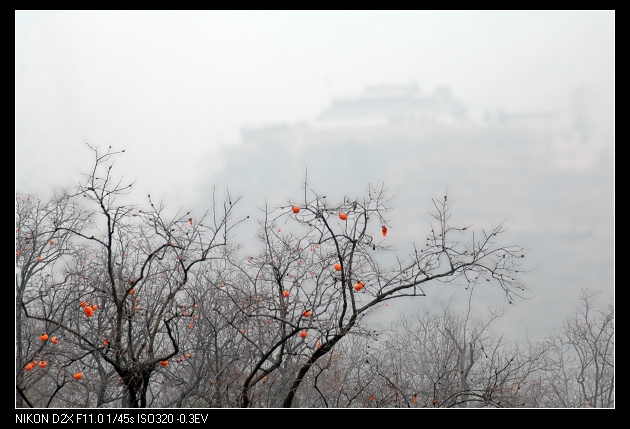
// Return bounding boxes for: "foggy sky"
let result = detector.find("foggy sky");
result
[15,10,615,342]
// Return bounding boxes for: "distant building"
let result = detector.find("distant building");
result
[240,83,469,144]
[316,82,467,126]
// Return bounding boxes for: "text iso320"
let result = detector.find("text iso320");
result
[137,414,208,423]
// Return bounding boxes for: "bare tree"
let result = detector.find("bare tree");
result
[529,290,614,408]
[346,304,549,408]
[359,291,615,409]
[17,144,245,407]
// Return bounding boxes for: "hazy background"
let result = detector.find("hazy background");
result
[15,10,614,343]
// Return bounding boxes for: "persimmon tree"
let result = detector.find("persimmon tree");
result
[208,179,529,407]
[16,145,245,408]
